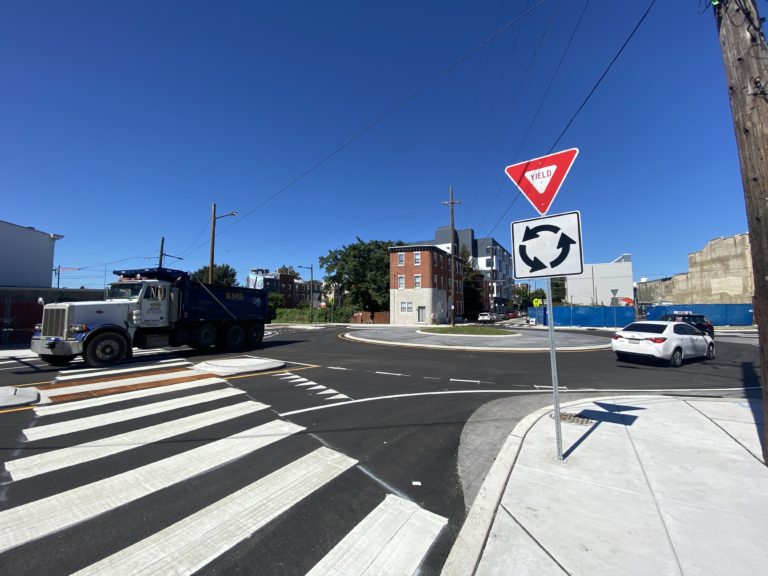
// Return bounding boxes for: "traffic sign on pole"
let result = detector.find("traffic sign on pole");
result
[511,211,584,279]
[504,148,579,215]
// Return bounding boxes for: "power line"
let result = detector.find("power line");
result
[215,0,547,246]
[485,0,658,238]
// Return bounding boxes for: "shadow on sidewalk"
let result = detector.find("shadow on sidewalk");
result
[741,362,766,454]
[563,401,645,460]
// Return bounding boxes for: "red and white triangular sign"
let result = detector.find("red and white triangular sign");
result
[504,148,579,215]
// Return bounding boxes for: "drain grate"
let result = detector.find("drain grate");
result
[551,412,595,426]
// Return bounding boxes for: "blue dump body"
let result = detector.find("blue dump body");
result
[112,267,272,323]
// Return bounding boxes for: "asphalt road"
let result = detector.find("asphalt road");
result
[0,326,760,575]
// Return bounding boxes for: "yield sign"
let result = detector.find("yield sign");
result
[504,148,579,215]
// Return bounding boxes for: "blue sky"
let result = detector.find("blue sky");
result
[1,1,750,288]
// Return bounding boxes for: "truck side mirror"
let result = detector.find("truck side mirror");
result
[37,297,45,306]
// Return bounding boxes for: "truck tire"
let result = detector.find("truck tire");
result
[40,354,76,367]
[83,332,128,368]
[191,323,218,350]
[220,324,246,352]
[246,323,265,349]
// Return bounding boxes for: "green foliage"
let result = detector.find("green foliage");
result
[268,292,285,309]
[463,270,485,320]
[277,265,300,279]
[319,237,402,312]
[190,263,239,286]
[274,304,354,324]
[551,277,566,304]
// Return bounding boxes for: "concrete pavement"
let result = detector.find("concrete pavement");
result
[442,394,768,576]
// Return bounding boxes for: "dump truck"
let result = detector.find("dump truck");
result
[31,267,272,368]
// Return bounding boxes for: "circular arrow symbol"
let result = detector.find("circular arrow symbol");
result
[518,224,576,273]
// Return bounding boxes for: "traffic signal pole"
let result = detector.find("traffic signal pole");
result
[713,0,768,463]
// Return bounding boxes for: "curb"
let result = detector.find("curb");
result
[440,394,660,576]
[340,332,611,353]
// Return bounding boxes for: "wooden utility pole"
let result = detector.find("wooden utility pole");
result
[443,187,461,326]
[714,0,768,463]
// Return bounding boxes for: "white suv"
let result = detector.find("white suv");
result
[477,312,492,324]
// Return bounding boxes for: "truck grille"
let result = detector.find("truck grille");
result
[42,308,67,338]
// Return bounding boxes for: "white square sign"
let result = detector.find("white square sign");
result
[511,211,584,279]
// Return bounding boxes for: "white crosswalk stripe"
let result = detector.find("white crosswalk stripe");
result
[0,419,304,554]
[7,401,268,481]
[0,366,446,575]
[55,360,192,381]
[306,494,448,576]
[72,447,356,576]
[24,387,246,441]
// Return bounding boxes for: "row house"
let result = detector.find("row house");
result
[388,245,464,325]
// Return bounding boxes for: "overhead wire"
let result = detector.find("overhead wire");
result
[484,0,658,239]
[213,0,548,249]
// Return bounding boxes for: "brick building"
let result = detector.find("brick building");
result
[389,245,464,325]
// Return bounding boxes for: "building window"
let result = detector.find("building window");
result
[398,275,405,289]
[400,301,413,312]
[414,252,421,265]
[407,301,413,312]
[400,301,407,312]
[397,253,404,266]
[414,274,422,288]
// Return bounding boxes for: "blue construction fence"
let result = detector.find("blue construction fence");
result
[527,303,754,327]
[645,304,753,326]
[527,306,635,328]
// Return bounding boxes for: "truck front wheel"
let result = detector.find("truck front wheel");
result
[84,332,128,368]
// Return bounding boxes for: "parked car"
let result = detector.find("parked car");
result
[506,311,520,319]
[611,321,715,367]
[477,312,492,324]
[658,312,714,338]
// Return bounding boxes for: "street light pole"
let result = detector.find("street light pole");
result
[208,203,238,284]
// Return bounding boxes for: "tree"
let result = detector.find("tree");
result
[460,245,484,320]
[277,265,300,279]
[551,277,566,304]
[190,263,238,286]
[319,237,401,312]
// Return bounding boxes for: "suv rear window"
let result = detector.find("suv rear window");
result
[623,323,667,334]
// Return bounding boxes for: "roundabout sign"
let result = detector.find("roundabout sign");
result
[511,211,584,279]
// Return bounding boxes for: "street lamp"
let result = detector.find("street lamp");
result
[209,202,238,284]
[298,264,314,324]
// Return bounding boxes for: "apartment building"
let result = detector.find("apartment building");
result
[389,245,464,325]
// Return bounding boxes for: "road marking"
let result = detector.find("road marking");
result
[0,419,305,554]
[450,378,480,384]
[6,401,268,481]
[306,494,447,576]
[33,378,225,416]
[40,369,211,399]
[307,385,326,391]
[375,371,408,377]
[24,388,246,441]
[326,366,350,371]
[326,394,350,401]
[72,447,355,576]
[294,381,317,387]
[317,389,339,395]
[56,361,191,381]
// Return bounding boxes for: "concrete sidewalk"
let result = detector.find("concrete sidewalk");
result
[443,395,768,576]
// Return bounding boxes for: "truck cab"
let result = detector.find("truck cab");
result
[32,267,271,368]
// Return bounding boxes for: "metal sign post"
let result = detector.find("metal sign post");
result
[545,277,563,460]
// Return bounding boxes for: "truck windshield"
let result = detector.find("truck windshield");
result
[108,283,143,300]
